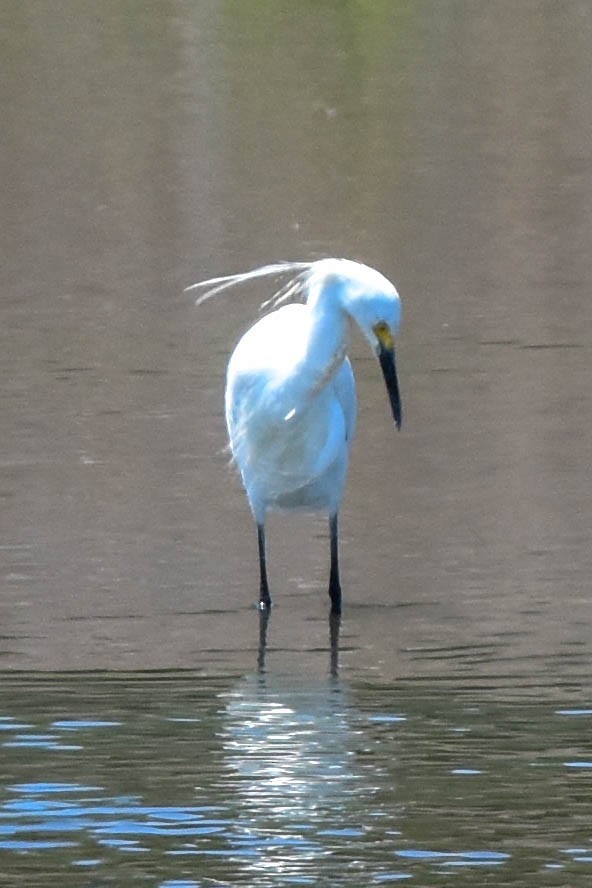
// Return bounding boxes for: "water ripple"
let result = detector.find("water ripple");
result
[1,674,591,884]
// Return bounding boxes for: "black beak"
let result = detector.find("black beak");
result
[378,344,402,430]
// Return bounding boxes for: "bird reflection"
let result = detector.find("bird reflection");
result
[256,609,341,677]
[257,609,270,675]
[329,610,341,677]
[219,612,365,882]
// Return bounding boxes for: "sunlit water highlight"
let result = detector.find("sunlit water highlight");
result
[1,672,592,885]
[2,1,592,885]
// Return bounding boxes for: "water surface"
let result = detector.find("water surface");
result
[1,665,592,886]
[2,1,592,884]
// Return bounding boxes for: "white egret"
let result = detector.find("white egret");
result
[187,258,402,614]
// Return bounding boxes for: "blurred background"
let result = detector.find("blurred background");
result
[2,0,591,679]
[2,3,592,884]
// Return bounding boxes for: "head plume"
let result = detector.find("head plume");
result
[185,261,314,311]
[185,257,397,314]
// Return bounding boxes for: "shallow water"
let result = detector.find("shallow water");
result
[2,1,592,884]
[2,662,592,886]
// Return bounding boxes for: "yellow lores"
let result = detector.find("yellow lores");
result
[373,320,395,351]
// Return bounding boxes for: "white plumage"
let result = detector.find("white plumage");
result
[188,258,402,614]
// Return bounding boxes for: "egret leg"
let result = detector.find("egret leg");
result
[257,523,272,610]
[328,513,342,615]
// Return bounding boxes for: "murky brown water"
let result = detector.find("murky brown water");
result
[2,0,591,683]
[2,1,592,883]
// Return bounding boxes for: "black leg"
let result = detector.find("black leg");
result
[328,513,342,615]
[257,523,272,610]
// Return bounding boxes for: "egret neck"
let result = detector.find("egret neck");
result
[284,277,351,418]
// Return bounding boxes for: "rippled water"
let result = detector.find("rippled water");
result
[3,1,592,884]
[1,664,592,886]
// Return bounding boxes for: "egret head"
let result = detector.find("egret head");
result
[188,256,403,430]
[306,259,403,430]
